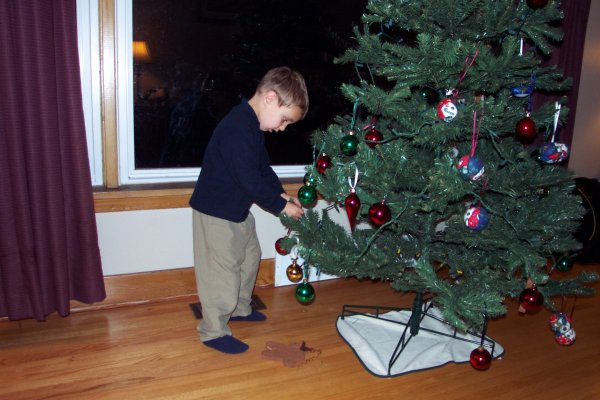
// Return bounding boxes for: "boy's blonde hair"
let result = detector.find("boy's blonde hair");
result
[257,66,309,119]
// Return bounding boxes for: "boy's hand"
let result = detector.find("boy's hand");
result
[281,193,301,206]
[282,201,304,220]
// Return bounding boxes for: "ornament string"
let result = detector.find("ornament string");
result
[576,186,597,242]
[352,57,376,87]
[303,258,311,281]
[290,237,299,260]
[363,115,378,132]
[519,37,524,56]
[313,142,327,168]
[523,73,536,114]
[561,295,577,321]
[476,178,489,210]
[479,309,489,347]
[452,49,479,98]
[350,100,360,131]
[551,102,561,142]
[526,73,536,113]
[348,166,360,193]
[570,296,577,320]
[470,111,480,157]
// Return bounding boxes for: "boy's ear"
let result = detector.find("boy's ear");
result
[264,90,278,104]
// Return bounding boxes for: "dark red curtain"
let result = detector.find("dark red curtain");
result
[0,0,106,320]
[535,0,591,150]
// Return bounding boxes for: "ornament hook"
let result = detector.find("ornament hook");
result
[348,166,360,192]
[552,102,561,143]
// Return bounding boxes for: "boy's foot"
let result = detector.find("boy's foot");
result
[230,310,267,322]
[203,335,249,354]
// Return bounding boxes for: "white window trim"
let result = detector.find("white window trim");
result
[77,0,103,186]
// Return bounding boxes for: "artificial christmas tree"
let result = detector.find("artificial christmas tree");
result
[280,0,597,373]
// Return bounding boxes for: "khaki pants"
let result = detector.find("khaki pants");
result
[192,210,261,341]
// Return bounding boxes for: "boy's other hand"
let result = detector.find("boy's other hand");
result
[281,193,302,207]
[282,202,304,220]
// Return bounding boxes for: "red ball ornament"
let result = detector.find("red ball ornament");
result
[437,98,458,122]
[316,153,332,175]
[527,0,549,9]
[344,192,361,230]
[470,346,492,370]
[274,238,289,256]
[368,201,391,226]
[364,127,383,148]
[519,286,544,313]
[515,116,537,144]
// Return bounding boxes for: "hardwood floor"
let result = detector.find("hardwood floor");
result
[1,264,599,400]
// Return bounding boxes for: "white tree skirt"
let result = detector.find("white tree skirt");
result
[336,305,504,377]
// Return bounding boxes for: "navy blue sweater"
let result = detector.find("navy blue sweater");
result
[189,100,287,222]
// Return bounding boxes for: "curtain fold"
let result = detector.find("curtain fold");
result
[556,0,591,150]
[533,0,591,150]
[0,0,105,321]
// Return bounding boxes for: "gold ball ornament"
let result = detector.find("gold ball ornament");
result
[286,259,303,283]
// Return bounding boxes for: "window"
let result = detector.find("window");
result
[77,0,103,186]
[78,0,365,186]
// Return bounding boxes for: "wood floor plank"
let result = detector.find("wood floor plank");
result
[1,264,599,400]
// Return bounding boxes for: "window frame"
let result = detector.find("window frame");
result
[77,0,103,186]
[82,0,308,187]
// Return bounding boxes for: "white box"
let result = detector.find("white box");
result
[274,252,339,286]
[274,200,353,287]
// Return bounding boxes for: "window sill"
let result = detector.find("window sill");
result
[93,179,304,213]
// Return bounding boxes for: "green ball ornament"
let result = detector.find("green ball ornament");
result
[556,255,574,272]
[303,173,317,187]
[298,185,317,208]
[340,134,359,156]
[295,281,315,304]
[419,86,439,105]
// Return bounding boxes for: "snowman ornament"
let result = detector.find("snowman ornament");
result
[437,98,458,122]
[549,312,576,346]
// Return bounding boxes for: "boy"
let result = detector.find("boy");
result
[189,66,308,354]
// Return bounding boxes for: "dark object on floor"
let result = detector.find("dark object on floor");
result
[203,335,249,354]
[574,177,600,263]
[189,295,266,319]
[230,309,267,321]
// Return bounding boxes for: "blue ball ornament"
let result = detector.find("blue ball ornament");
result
[539,142,569,164]
[464,206,489,231]
[457,155,485,181]
[510,85,533,98]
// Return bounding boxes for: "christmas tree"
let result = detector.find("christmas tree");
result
[281,0,597,333]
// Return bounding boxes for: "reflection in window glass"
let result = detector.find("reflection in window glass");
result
[132,0,366,169]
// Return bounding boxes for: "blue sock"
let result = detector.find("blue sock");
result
[203,335,249,354]
[229,310,267,322]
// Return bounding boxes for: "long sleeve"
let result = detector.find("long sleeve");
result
[189,101,287,222]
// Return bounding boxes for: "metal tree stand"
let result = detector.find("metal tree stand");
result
[337,293,500,377]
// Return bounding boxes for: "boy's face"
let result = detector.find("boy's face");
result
[259,91,303,132]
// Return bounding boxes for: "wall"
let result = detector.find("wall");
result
[96,204,287,276]
[569,0,600,179]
